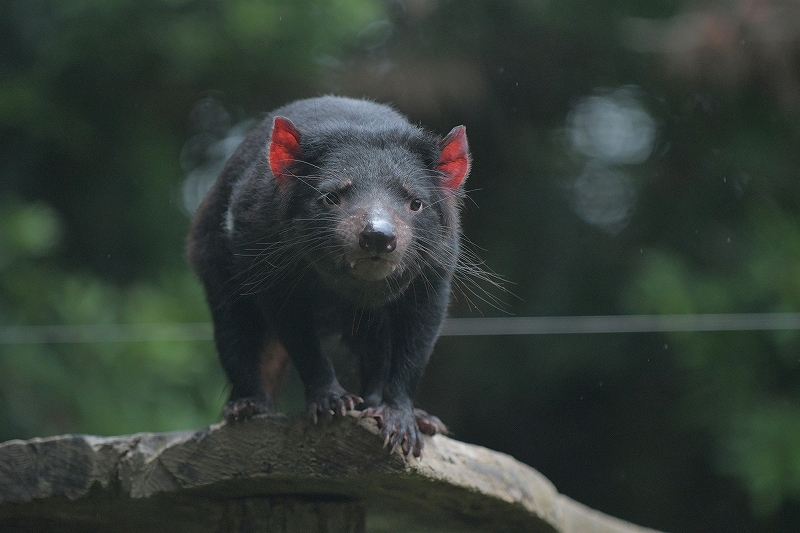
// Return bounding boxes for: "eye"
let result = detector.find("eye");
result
[321,192,340,206]
[409,198,423,211]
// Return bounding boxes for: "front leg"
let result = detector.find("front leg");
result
[271,298,361,422]
[361,274,451,458]
[344,308,391,409]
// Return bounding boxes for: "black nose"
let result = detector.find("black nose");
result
[359,220,397,253]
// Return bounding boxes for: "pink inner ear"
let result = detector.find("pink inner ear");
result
[437,125,470,190]
[269,117,302,187]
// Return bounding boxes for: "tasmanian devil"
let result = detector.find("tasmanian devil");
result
[187,95,471,458]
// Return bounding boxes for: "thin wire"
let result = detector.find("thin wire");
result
[0,313,799,345]
[0,323,213,345]
[439,313,800,336]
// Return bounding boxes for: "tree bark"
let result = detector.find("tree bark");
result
[0,414,663,533]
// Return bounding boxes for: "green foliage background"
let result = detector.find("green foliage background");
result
[2,1,800,531]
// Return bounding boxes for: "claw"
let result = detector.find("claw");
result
[345,395,363,412]
[408,433,418,459]
[382,424,393,448]
[389,438,401,455]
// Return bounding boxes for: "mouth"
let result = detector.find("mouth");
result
[348,255,398,281]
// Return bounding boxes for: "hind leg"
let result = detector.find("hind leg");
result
[209,293,277,421]
[221,336,291,421]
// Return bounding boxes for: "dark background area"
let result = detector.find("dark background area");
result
[3,1,800,531]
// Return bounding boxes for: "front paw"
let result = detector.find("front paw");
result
[223,396,271,422]
[306,385,363,423]
[413,408,448,436]
[361,404,424,459]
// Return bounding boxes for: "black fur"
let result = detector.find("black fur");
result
[187,96,466,457]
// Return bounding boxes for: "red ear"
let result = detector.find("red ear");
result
[269,117,302,187]
[437,125,470,191]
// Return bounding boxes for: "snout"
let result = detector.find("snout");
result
[359,219,397,254]
[345,210,408,281]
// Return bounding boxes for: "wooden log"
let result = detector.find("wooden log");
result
[0,414,664,533]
